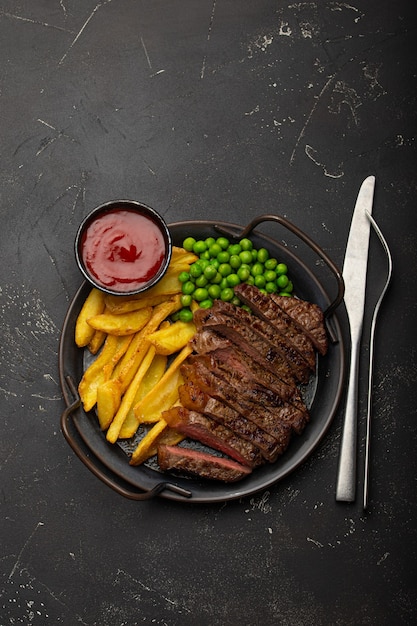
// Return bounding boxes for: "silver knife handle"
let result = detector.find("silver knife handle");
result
[336,337,360,501]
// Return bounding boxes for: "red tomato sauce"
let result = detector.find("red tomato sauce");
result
[80,208,167,292]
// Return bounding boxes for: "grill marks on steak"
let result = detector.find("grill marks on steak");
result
[162,405,263,468]
[158,445,252,483]
[152,287,328,483]
[234,283,317,368]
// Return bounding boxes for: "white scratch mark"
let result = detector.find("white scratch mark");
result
[141,36,152,70]
[249,491,272,514]
[290,75,335,164]
[377,552,390,565]
[1,11,71,33]
[279,21,292,36]
[8,522,44,580]
[245,104,260,116]
[305,144,344,178]
[307,537,324,548]
[59,1,112,65]
[201,0,217,79]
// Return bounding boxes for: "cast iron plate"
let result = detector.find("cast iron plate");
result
[59,219,346,503]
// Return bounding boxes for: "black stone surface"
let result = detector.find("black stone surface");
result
[1,1,416,624]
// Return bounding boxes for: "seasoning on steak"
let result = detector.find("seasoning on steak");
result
[161,405,263,468]
[179,381,285,461]
[158,444,252,482]
[270,294,328,356]
[234,283,317,369]
[181,359,304,443]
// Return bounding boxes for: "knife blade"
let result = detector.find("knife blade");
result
[336,175,375,502]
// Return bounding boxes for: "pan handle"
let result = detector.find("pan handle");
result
[60,376,192,502]
[215,213,344,319]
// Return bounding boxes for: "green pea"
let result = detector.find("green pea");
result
[205,237,216,247]
[257,247,269,263]
[239,238,253,251]
[179,308,194,323]
[277,274,289,289]
[208,243,222,257]
[194,287,209,302]
[265,257,278,271]
[199,250,211,261]
[199,298,213,309]
[251,249,258,261]
[195,274,208,287]
[208,284,221,299]
[265,281,277,293]
[246,275,255,285]
[182,281,195,295]
[254,275,266,289]
[229,254,241,269]
[217,250,230,264]
[219,277,229,290]
[197,258,210,270]
[264,270,277,283]
[231,296,241,306]
[278,292,292,297]
[183,237,196,252]
[276,263,288,275]
[216,236,230,250]
[237,266,250,281]
[180,294,193,307]
[218,263,232,277]
[193,240,207,254]
[204,264,218,281]
[227,273,240,287]
[220,287,234,301]
[189,263,203,278]
[228,243,242,255]
[178,271,190,283]
[286,280,294,293]
[212,271,223,284]
[171,311,180,321]
[239,250,253,265]
[251,262,264,277]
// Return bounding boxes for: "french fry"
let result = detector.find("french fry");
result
[104,293,170,315]
[78,335,121,411]
[75,288,106,347]
[106,345,157,444]
[129,419,168,466]
[147,320,196,355]
[118,353,168,439]
[134,344,192,423]
[87,307,152,336]
[112,296,181,393]
[87,329,106,355]
[170,246,198,265]
[96,379,122,430]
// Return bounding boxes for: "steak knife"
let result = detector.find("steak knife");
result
[336,176,375,502]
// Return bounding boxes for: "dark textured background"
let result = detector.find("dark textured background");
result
[1,1,416,624]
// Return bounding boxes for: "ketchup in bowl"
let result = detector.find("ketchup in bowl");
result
[75,201,172,296]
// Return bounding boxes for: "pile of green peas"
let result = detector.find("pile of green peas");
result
[173,235,293,322]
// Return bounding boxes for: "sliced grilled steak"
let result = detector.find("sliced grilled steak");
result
[190,352,307,416]
[161,406,263,468]
[179,382,284,461]
[234,283,317,369]
[190,329,231,354]
[158,444,252,482]
[270,294,328,356]
[194,302,312,383]
[181,360,304,441]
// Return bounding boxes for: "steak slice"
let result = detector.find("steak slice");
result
[158,444,252,482]
[190,329,231,354]
[234,283,317,369]
[179,382,285,461]
[191,352,307,416]
[271,294,328,356]
[162,406,263,468]
[194,302,312,383]
[181,360,304,441]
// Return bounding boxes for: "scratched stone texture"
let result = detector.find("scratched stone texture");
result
[1,1,416,625]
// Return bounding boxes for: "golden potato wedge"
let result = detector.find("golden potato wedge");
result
[133,344,192,423]
[75,288,106,347]
[96,379,122,430]
[129,419,168,466]
[171,246,198,265]
[147,320,196,355]
[118,353,168,439]
[78,335,121,411]
[87,307,152,336]
[104,293,170,315]
[106,346,157,444]
[87,329,106,355]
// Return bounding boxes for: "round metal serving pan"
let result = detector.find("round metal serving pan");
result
[59,217,346,503]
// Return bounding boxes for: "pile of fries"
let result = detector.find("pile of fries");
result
[75,246,198,466]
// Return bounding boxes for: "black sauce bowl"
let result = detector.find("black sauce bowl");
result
[74,200,172,296]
